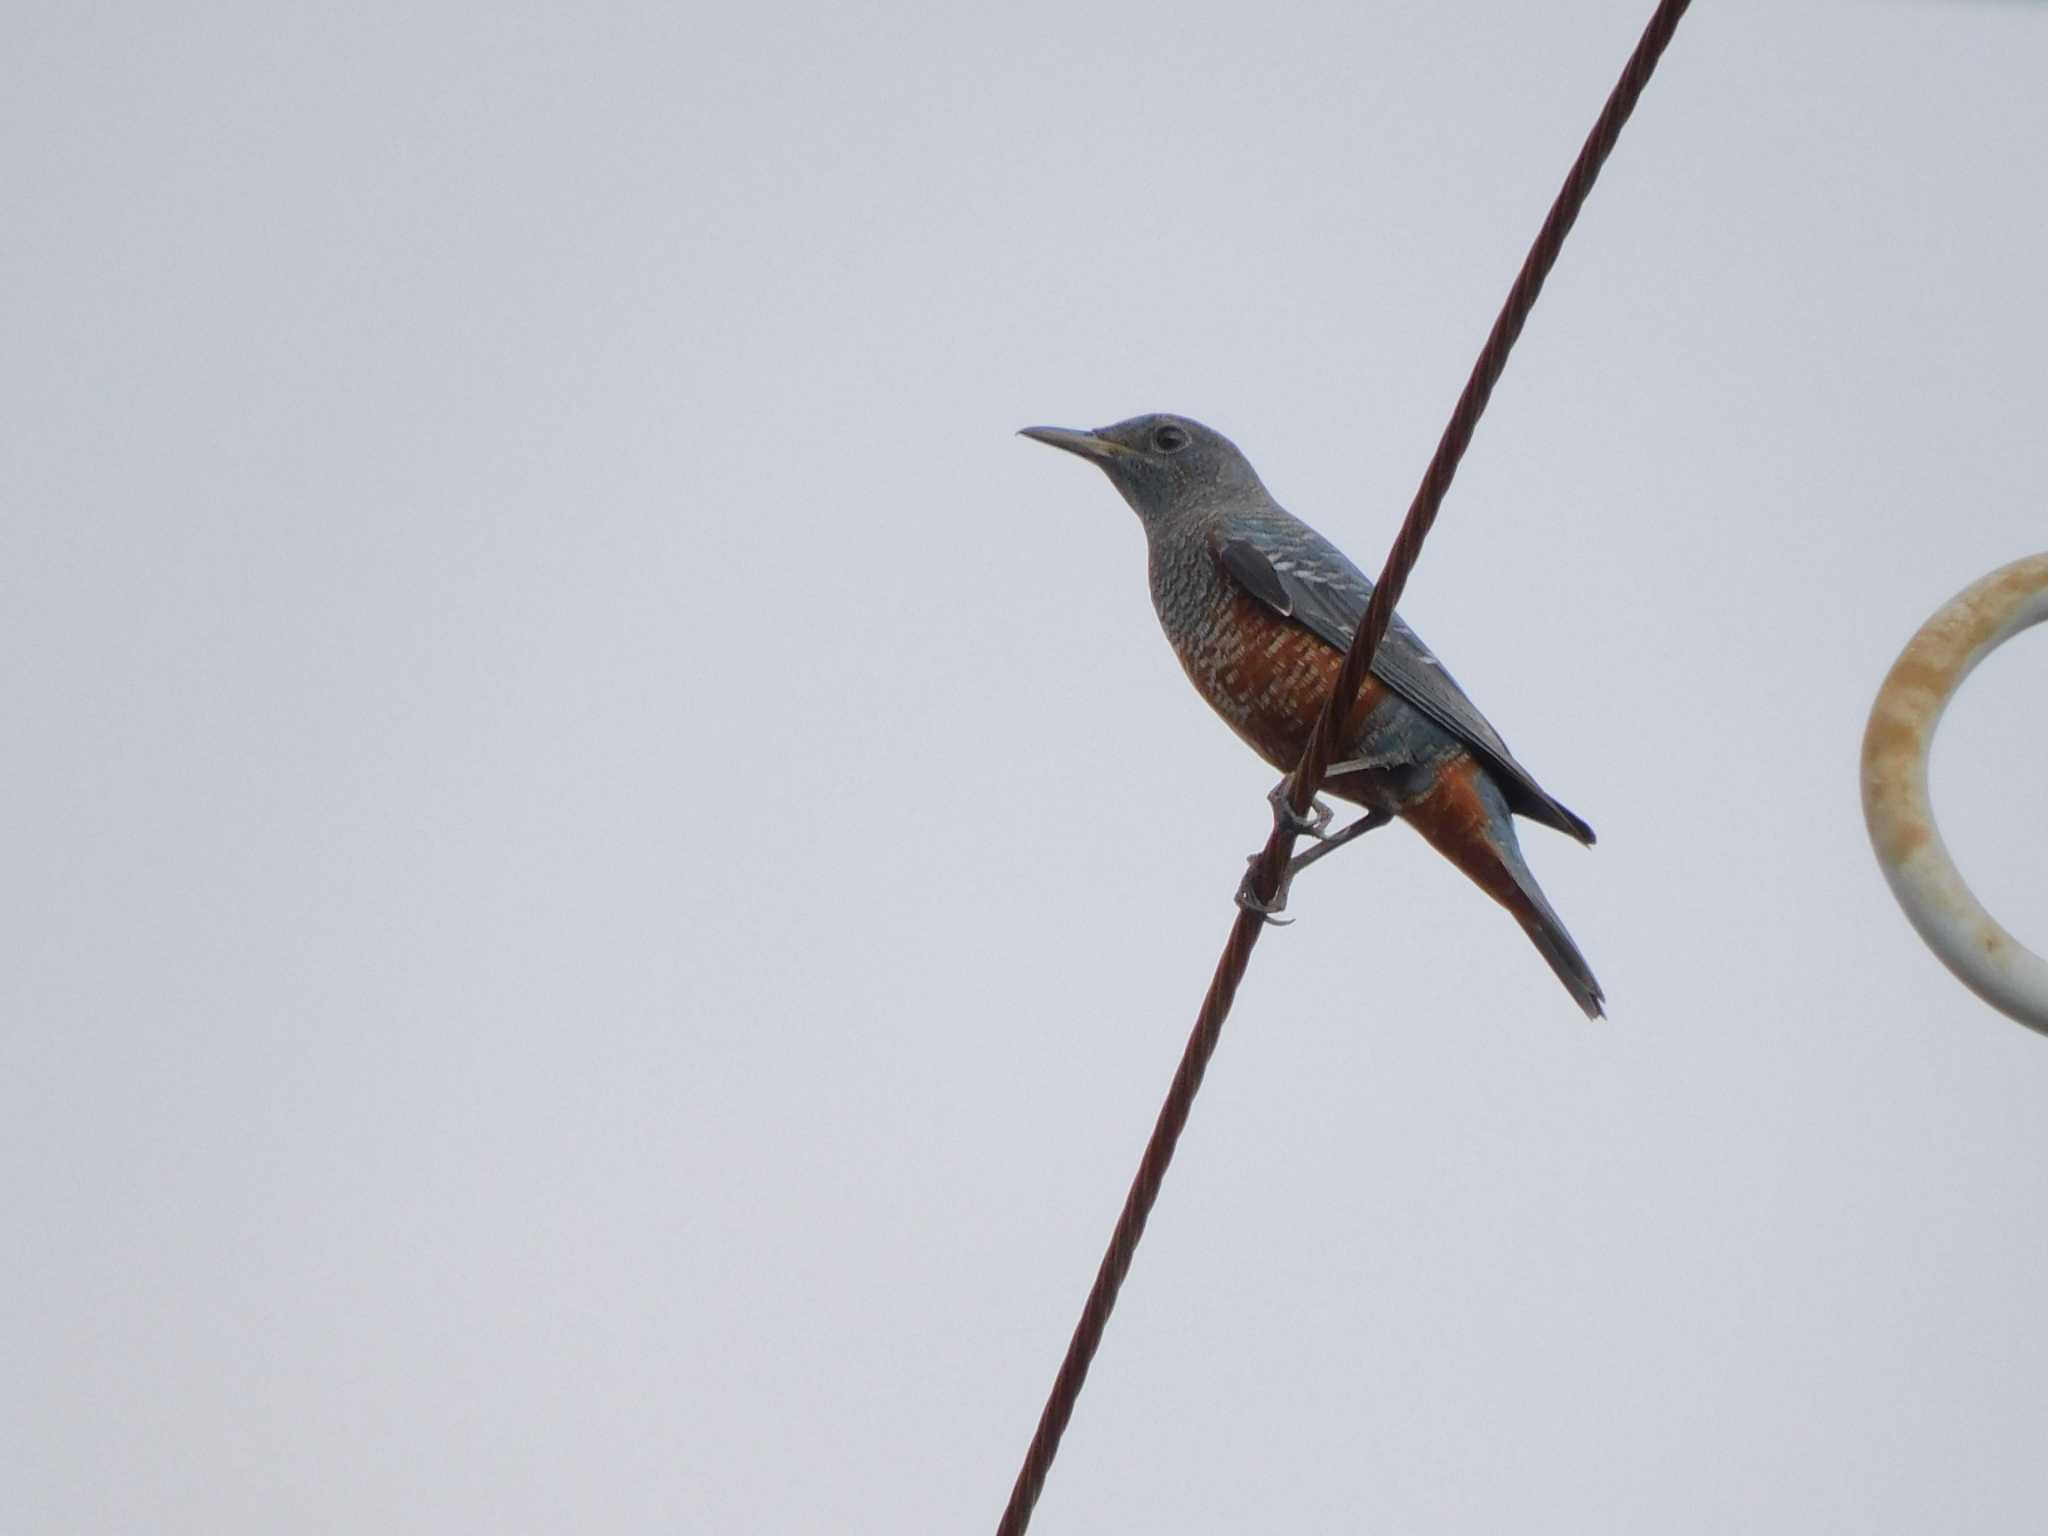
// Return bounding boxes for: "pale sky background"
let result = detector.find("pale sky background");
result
[7,2,2048,1531]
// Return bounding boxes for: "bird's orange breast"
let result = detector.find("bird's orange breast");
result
[1170,580,1391,779]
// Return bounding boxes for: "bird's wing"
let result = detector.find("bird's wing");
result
[1213,523,1594,843]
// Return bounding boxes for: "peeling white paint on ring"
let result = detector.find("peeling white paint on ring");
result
[1861,553,2048,1035]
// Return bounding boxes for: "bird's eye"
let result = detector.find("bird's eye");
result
[1152,425,1189,453]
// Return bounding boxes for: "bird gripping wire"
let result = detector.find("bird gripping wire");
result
[996,4,1695,1531]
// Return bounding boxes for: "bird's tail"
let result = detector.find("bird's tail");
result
[1507,881,1606,1021]
[1404,758,1605,1020]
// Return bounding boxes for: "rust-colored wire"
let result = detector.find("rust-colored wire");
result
[995,3,1694,1531]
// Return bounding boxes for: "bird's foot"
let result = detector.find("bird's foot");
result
[1234,807,1394,926]
[1236,855,1296,927]
[1266,780,1334,841]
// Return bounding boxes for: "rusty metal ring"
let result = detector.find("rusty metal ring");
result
[1862,554,2048,1034]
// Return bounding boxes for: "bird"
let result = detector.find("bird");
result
[1021,413,1604,1019]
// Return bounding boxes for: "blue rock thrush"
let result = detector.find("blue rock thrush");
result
[1022,412,1604,1018]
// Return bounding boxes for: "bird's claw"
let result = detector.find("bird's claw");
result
[1240,782,1330,924]
[1267,781,1333,841]
[1236,803,1391,925]
[1236,855,1295,927]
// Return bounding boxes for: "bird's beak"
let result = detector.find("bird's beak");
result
[1018,425,1133,462]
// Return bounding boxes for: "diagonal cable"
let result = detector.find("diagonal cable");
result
[996,3,1694,1532]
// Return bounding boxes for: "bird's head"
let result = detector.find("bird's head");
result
[1019,413,1267,526]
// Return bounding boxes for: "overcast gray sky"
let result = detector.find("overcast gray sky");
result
[8,2,2048,1531]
